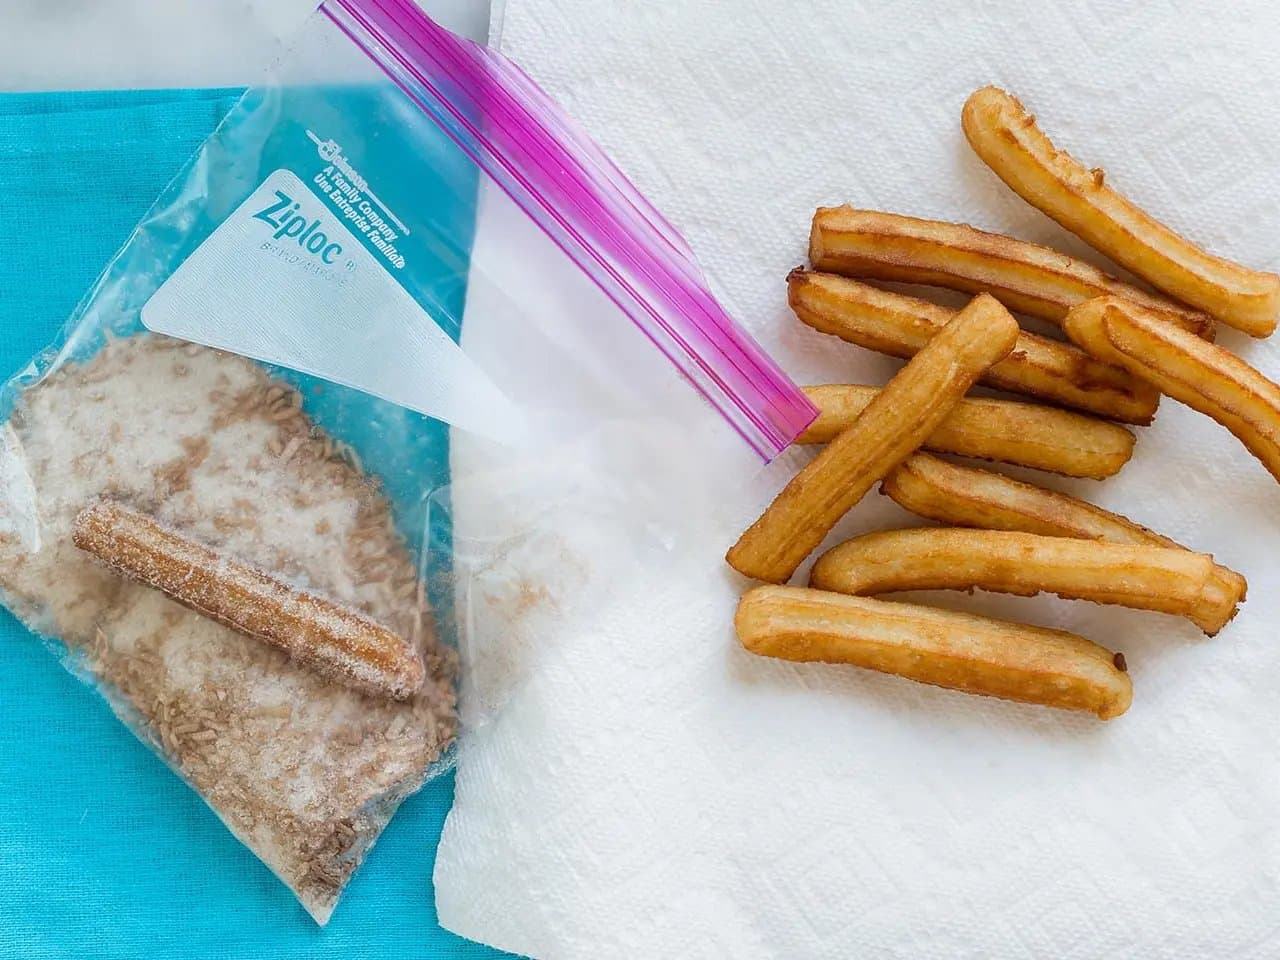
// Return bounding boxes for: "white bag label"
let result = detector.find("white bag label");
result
[142,168,523,444]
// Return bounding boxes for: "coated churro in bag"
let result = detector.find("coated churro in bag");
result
[0,0,812,923]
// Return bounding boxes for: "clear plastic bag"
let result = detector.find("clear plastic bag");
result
[0,0,814,924]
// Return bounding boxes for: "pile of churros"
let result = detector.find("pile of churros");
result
[728,85,1280,721]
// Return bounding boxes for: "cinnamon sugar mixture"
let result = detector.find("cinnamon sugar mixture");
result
[0,334,456,923]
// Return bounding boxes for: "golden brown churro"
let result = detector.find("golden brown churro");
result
[963,86,1280,337]
[880,453,1245,634]
[735,585,1132,719]
[809,207,1214,338]
[727,294,1019,583]
[1065,296,1280,482]
[800,385,1133,479]
[789,270,1159,424]
[73,500,425,700]
[810,528,1225,633]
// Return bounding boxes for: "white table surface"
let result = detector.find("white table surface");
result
[0,0,491,91]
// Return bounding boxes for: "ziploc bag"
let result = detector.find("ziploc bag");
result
[0,0,814,924]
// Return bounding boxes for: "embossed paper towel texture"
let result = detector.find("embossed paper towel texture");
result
[435,2,1280,957]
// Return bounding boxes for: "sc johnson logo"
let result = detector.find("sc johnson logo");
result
[252,190,345,265]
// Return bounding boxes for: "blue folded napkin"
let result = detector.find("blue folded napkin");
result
[0,89,508,960]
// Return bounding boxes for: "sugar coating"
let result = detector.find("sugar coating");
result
[73,501,427,700]
[0,334,456,923]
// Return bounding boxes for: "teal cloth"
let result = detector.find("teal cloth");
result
[0,90,509,959]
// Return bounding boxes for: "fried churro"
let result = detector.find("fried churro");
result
[800,385,1133,479]
[1065,296,1280,482]
[728,294,1019,583]
[73,500,425,700]
[963,86,1280,337]
[810,527,1224,632]
[880,454,1245,634]
[809,207,1214,337]
[789,270,1159,424]
[735,585,1132,719]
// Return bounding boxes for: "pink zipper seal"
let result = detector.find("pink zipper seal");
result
[323,0,816,461]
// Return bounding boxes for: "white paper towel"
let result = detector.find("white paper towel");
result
[435,1,1280,956]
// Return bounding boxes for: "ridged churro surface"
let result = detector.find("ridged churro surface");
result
[964,86,1280,336]
[728,294,1018,583]
[881,454,1245,634]
[810,527,1229,633]
[74,501,425,701]
[810,207,1214,337]
[736,586,1132,719]
[800,385,1133,478]
[789,270,1159,424]
[1065,297,1280,482]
